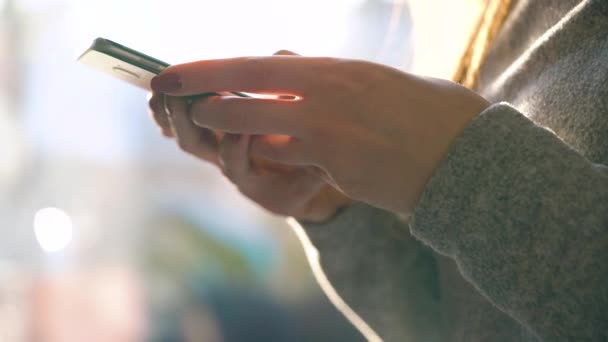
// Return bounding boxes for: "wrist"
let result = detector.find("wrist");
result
[297,186,353,224]
[396,80,490,215]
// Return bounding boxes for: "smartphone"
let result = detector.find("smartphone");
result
[78,37,247,97]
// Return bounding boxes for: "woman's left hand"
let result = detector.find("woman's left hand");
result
[151,56,489,215]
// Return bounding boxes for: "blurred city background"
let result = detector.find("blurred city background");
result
[0,0,481,340]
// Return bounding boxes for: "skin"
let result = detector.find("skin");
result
[148,51,489,220]
[149,51,352,222]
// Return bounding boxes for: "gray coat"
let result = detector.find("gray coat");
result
[298,0,608,340]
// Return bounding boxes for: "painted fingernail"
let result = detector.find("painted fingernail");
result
[151,73,182,93]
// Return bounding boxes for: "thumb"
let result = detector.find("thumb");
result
[273,50,300,100]
[273,49,299,56]
[250,135,312,166]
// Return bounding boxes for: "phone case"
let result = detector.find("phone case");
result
[78,38,249,98]
[78,38,169,90]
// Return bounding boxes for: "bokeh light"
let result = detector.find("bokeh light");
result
[33,207,73,253]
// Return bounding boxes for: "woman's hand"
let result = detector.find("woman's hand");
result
[147,57,352,222]
[215,133,352,222]
[148,93,222,166]
[151,57,490,215]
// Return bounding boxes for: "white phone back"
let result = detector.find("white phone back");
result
[79,49,158,90]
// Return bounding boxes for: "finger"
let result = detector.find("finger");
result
[148,92,173,137]
[216,132,311,213]
[237,166,324,216]
[250,134,314,166]
[165,95,220,165]
[190,96,304,135]
[218,133,251,180]
[150,56,334,96]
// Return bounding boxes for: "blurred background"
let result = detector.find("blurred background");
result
[0,0,482,340]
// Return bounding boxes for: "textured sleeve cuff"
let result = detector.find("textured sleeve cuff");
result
[410,102,580,254]
[408,99,608,340]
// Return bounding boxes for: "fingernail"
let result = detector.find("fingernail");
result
[151,73,182,93]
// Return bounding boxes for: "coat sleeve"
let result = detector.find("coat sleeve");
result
[410,103,608,341]
[297,202,445,341]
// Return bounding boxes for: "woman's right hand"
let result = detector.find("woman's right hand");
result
[148,91,352,223]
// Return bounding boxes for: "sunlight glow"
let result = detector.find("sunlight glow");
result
[34,207,73,253]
